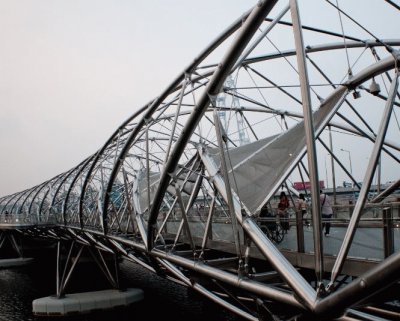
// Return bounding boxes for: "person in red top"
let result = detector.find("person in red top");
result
[277,191,289,231]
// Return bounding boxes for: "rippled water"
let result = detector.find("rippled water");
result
[0,253,242,321]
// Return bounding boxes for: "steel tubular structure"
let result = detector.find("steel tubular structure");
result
[1,1,400,320]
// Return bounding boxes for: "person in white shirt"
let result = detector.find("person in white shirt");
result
[320,190,333,236]
[297,193,309,226]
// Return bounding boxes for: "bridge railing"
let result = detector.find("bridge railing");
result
[159,202,399,263]
[0,213,57,226]
[273,202,400,261]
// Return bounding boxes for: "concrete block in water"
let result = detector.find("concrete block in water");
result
[32,288,144,316]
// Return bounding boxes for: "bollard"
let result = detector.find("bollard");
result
[382,207,394,258]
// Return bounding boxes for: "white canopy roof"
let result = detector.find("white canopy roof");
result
[207,86,347,214]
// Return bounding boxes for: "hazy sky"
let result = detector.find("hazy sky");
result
[0,1,399,197]
[0,1,252,196]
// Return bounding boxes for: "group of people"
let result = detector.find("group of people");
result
[276,190,333,236]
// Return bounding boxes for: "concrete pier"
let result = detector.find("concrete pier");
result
[32,288,144,316]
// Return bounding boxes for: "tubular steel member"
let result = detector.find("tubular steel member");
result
[55,238,121,299]
[315,250,400,318]
[289,0,324,285]
[382,207,394,258]
[156,258,259,321]
[151,248,304,310]
[212,109,243,265]
[370,178,400,203]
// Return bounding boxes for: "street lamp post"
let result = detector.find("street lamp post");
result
[324,154,329,189]
[328,126,337,205]
[340,148,353,178]
[341,148,355,203]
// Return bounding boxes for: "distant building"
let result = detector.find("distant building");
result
[292,181,325,191]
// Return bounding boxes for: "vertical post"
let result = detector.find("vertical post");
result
[56,241,61,298]
[340,148,355,202]
[296,207,305,253]
[324,156,329,188]
[114,253,120,290]
[377,157,381,194]
[201,195,216,257]
[383,207,394,258]
[290,0,324,284]
[329,126,337,205]
[146,121,151,215]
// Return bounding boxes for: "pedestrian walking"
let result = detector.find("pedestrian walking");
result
[297,193,309,226]
[320,190,333,236]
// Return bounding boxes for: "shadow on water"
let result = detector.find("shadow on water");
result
[0,250,244,321]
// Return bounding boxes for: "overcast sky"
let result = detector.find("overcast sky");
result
[0,1,253,196]
[0,1,399,197]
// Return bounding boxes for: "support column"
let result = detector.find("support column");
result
[290,0,324,285]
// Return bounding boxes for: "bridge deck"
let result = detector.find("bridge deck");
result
[1,215,398,277]
[164,220,399,276]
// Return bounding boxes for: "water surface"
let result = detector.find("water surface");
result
[0,254,243,321]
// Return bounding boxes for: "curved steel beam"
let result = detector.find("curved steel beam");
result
[181,39,400,90]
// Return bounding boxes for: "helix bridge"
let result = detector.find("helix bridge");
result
[1,1,400,320]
